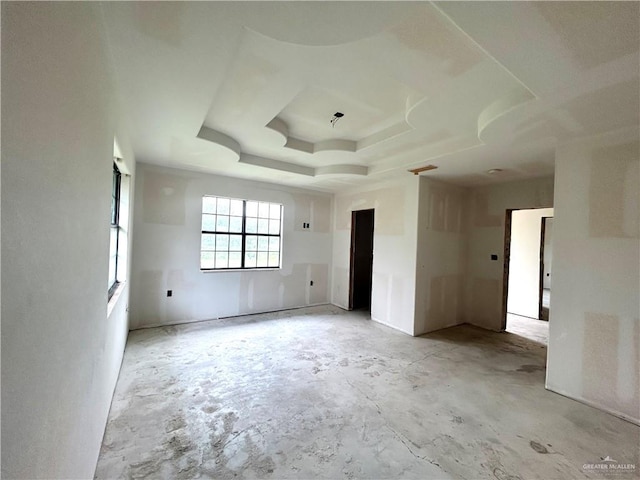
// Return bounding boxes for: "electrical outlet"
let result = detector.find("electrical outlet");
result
[167,290,173,297]
[310,280,314,286]
[491,254,498,261]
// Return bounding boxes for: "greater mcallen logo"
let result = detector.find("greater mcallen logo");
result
[583,456,636,475]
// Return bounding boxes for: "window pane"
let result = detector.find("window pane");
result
[268,252,280,267]
[108,254,117,287]
[269,219,280,235]
[269,237,280,251]
[203,197,216,214]
[216,198,230,215]
[230,199,243,216]
[257,236,268,251]
[216,234,229,250]
[246,235,257,251]
[245,251,257,268]
[201,251,215,269]
[257,252,268,267]
[215,252,228,269]
[111,195,117,225]
[229,216,242,233]
[229,252,242,268]
[202,214,216,231]
[109,226,118,253]
[258,202,269,218]
[216,215,229,232]
[229,235,242,251]
[246,201,258,217]
[257,218,268,234]
[201,234,216,250]
[269,204,281,219]
[246,217,257,233]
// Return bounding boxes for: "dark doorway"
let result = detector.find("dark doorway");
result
[349,209,374,311]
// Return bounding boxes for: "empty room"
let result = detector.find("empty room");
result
[2,2,639,479]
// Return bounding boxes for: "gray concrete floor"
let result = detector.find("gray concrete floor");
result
[506,314,549,345]
[96,306,639,480]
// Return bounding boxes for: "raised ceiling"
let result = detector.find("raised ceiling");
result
[101,2,640,192]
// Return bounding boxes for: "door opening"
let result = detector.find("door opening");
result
[539,216,553,321]
[502,207,553,344]
[349,209,374,311]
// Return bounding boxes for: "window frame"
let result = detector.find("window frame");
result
[108,162,121,298]
[200,195,283,271]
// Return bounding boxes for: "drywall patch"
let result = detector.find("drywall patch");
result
[537,2,639,70]
[134,2,185,47]
[282,264,308,308]
[427,274,464,330]
[473,193,502,228]
[292,194,331,233]
[471,278,500,327]
[583,313,619,410]
[589,142,639,238]
[332,266,349,308]
[371,272,389,323]
[136,270,164,327]
[309,264,329,304]
[142,171,188,225]
[426,186,465,233]
[389,4,482,77]
[335,187,404,235]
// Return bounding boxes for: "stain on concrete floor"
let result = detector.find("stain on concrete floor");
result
[95,306,639,479]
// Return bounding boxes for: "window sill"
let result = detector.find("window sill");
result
[107,281,126,318]
[200,268,281,273]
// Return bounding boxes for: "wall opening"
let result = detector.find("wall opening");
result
[349,209,375,311]
[502,207,554,344]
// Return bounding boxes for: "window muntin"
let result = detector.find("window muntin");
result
[108,163,121,297]
[201,196,282,270]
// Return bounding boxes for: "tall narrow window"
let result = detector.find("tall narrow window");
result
[108,162,121,297]
[200,196,282,270]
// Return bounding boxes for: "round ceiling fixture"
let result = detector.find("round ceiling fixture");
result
[487,168,503,174]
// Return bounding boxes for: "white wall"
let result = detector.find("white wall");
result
[129,163,332,329]
[2,3,133,478]
[547,129,639,424]
[332,176,419,335]
[507,208,553,319]
[414,178,468,335]
[465,177,555,331]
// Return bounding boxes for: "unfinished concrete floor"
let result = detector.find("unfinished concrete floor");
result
[506,314,549,345]
[95,306,639,479]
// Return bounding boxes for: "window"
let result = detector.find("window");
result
[201,196,282,270]
[108,162,121,297]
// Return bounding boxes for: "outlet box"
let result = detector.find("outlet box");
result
[167,290,173,297]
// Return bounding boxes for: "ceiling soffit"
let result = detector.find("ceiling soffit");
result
[198,3,534,180]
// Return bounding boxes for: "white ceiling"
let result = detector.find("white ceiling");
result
[101,1,640,192]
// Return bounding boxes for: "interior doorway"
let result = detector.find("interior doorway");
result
[502,207,553,343]
[539,216,553,321]
[349,209,374,311]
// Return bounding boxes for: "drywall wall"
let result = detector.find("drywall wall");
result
[507,208,554,319]
[465,177,554,331]
[2,3,134,478]
[414,177,468,335]
[543,218,553,290]
[547,130,639,424]
[332,176,419,335]
[129,163,332,329]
